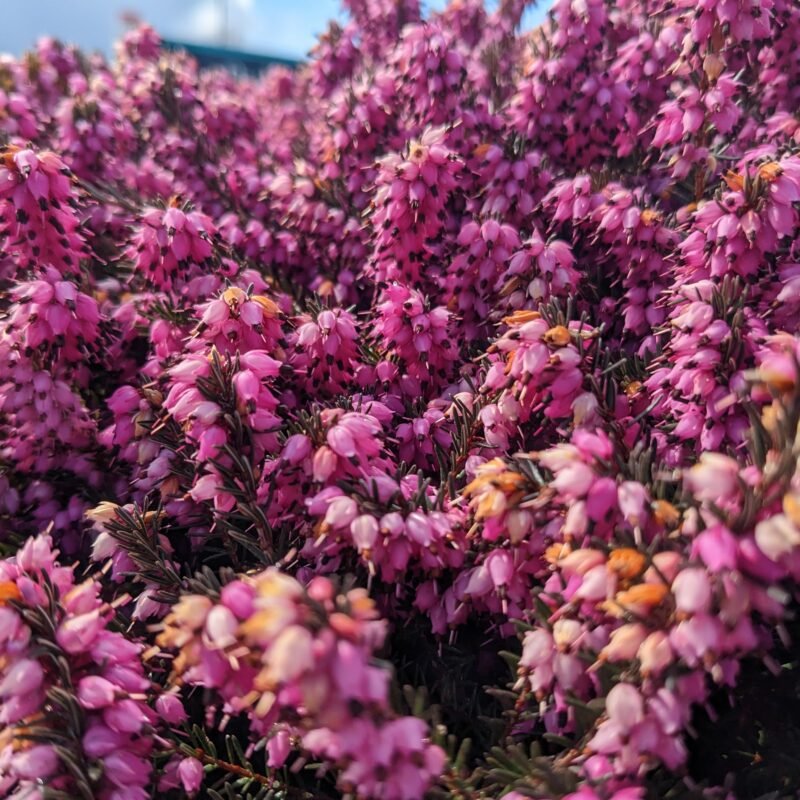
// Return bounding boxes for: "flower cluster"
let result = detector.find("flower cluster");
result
[157,570,445,799]
[127,200,217,291]
[0,146,85,275]
[0,535,158,800]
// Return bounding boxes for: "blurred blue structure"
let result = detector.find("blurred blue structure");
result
[161,38,300,74]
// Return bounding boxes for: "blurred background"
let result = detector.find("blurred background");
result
[0,0,549,64]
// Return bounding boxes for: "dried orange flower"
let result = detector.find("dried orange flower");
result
[502,309,541,326]
[603,582,669,617]
[758,161,783,182]
[652,500,680,528]
[543,325,572,347]
[723,170,745,192]
[0,581,21,604]
[607,548,647,580]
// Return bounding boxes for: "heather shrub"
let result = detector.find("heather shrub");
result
[1,1,800,798]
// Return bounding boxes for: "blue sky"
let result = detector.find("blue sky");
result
[0,1,549,62]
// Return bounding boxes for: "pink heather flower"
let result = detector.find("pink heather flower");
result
[671,568,713,615]
[692,524,739,572]
[77,675,117,709]
[638,631,674,677]
[11,745,60,780]
[685,453,741,504]
[155,693,188,725]
[178,757,205,795]
[755,514,800,562]
[267,728,292,768]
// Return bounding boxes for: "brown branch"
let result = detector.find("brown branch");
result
[192,747,273,787]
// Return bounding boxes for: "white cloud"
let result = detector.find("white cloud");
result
[233,0,343,58]
[185,0,225,43]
